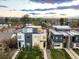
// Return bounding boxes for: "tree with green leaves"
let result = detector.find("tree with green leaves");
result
[60,18,64,25]
[41,22,46,28]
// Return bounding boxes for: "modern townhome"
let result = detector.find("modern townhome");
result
[50,25,79,49]
[17,25,47,49]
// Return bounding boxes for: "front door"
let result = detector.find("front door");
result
[42,42,46,48]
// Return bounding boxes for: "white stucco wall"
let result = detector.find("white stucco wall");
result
[54,43,63,49]
[17,33,25,41]
[17,33,25,48]
[73,43,79,49]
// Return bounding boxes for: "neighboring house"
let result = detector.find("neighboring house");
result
[50,30,64,49]
[17,25,47,49]
[50,25,79,49]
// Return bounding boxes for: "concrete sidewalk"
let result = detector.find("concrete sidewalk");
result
[12,49,20,59]
[43,48,48,59]
[65,48,79,59]
[69,49,79,59]
[46,49,52,59]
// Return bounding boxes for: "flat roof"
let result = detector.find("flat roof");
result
[52,30,79,36]
[59,31,69,36]
[53,25,71,30]
[67,31,79,36]
[26,26,42,28]
[51,30,63,35]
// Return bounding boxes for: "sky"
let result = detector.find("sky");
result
[0,0,79,18]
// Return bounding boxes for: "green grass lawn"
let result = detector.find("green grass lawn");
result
[50,49,71,59]
[73,49,79,55]
[16,49,43,59]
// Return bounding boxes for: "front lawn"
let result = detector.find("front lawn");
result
[50,49,71,59]
[16,49,43,59]
[73,49,79,55]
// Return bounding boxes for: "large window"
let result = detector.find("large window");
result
[26,28,33,33]
[53,35,63,42]
[72,36,79,42]
[54,43,60,47]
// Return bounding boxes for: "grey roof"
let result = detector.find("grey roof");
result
[52,30,79,36]
[67,31,79,36]
[51,30,63,35]
[53,25,71,30]
[59,31,69,36]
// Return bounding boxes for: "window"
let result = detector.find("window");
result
[33,35,40,39]
[54,45,60,47]
[76,37,79,41]
[54,43,60,47]
[42,35,46,39]
[60,37,62,40]
[26,43,30,46]
[34,42,39,47]
[56,37,58,40]
[38,28,43,33]
[34,35,37,39]
[26,28,33,33]
[27,36,30,38]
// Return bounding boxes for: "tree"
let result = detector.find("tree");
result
[5,17,8,24]
[71,20,79,28]
[21,15,29,24]
[41,22,46,28]
[60,18,64,25]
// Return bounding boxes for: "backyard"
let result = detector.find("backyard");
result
[73,49,79,55]
[50,49,71,59]
[16,48,43,59]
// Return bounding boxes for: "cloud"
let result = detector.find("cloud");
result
[21,4,79,12]
[30,0,73,4]
[21,0,79,12]
[0,0,6,1]
[21,9,34,11]
[29,13,40,15]
[21,8,54,11]
[56,5,79,9]
[0,5,8,8]
[46,12,56,14]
